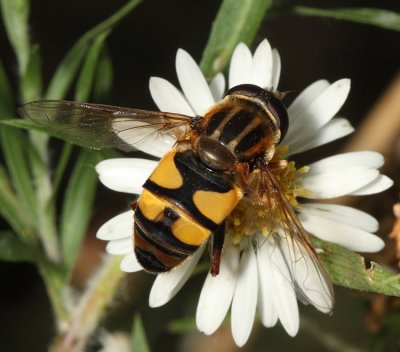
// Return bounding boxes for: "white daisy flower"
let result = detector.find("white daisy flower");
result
[96,39,393,347]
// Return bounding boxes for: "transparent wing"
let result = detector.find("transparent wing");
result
[18,100,193,152]
[248,167,334,314]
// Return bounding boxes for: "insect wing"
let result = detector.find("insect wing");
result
[18,100,193,152]
[253,167,334,314]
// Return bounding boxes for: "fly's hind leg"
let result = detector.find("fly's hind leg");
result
[209,222,225,276]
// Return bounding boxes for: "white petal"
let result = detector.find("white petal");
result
[231,245,258,347]
[138,137,174,158]
[250,39,272,88]
[267,239,299,336]
[286,80,330,130]
[307,152,384,174]
[196,245,240,335]
[286,79,351,146]
[106,238,132,255]
[350,174,393,195]
[271,49,281,91]
[285,118,354,156]
[302,152,384,198]
[300,203,379,232]
[149,77,195,116]
[111,117,175,159]
[257,240,278,327]
[149,245,205,307]
[229,43,252,88]
[302,169,379,199]
[120,252,142,272]
[209,73,225,102]
[97,211,133,241]
[176,49,214,115]
[96,158,157,194]
[299,212,385,252]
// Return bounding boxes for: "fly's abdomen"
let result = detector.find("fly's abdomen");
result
[134,148,243,273]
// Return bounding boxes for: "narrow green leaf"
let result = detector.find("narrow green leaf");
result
[45,0,142,100]
[0,119,95,148]
[168,317,197,334]
[44,39,88,100]
[132,315,150,352]
[93,45,113,101]
[75,31,109,102]
[28,137,59,262]
[290,7,400,31]
[200,0,272,78]
[21,44,43,102]
[0,123,58,260]
[0,126,37,225]
[0,118,47,131]
[313,238,400,296]
[0,60,14,118]
[51,143,73,198]
[0,0,30,75]
[0,167,32,238]
[60,149,103,272]
[0,231,38,262]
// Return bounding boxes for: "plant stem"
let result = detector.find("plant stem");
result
[49,255,124,352]
[38,260,70,328]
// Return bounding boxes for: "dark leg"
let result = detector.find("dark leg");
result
[210,222,225,276]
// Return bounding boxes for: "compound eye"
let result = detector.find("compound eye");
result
[224,84,265,98]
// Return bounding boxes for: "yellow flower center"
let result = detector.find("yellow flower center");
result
[226,145,311,245]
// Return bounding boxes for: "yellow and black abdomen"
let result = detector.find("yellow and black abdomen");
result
[134,148,243,273]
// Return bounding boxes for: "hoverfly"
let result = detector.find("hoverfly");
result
[19,83,334,312]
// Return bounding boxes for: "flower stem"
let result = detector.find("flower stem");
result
[38,260,70,327]
[49,255,124,352]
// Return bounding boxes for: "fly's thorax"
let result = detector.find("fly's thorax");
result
[197,86,286,166]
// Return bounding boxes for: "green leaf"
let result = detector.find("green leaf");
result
[0,119,95,148]
[0,0,30,75]
[132,314,150,352]
[75,30,109,102]
[60,149,103,273]
[0,120,59,260]
[200,0,272,78]
[0,60,14,118]
[313,238,400,296]
[167,317,197,334]
[0,167,32,238]
[28,136,60,262]
[93,45,113,101]
[51,143,73,198]
[0,231,38,262]
[45,0,142,100]
[44,39,88,100]
[21,44,43,102]
[290,7,400,31]
[0,126,37,225]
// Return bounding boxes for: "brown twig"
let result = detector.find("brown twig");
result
[344,73,400,157]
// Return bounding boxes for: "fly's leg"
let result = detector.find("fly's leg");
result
[209,222,225,276]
